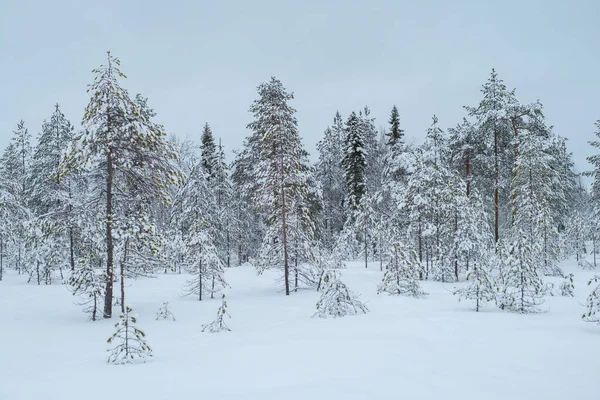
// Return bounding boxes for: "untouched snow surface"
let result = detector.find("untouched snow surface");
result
[1,260,599,400]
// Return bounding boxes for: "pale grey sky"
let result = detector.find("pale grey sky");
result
[1,0,599,174]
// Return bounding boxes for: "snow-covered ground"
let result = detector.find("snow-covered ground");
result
[1,260,599,400]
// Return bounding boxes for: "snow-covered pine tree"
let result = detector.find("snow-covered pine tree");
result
[29,104,74,213]
[1,121,33,275]
[231,144,265,264]
[316,112,347,248]
[7,120,32,200]
[584,120,600,269]
[495,111,566,313]
[60,52,180,318]
[29,104,78,274]
[156,301,176,321]
[424,116,454,282]
[452,189,496,311]
[565,177,590,264]
[351,192,381,269]
[361,107,384,196]
[377,239,426,297]
[202,294,231,332]
[313,270,368,318]
[247,77,315,295]
[447,118,476,198]
[465,69,520,244]
[402,117,452,281]
[208,137,234,268]
[107,306,152,364]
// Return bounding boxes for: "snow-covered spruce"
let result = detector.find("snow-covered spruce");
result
[202,294,231,333]
[155,301,176,321]
[313,270,368,318]
[582,275,600,325]
[107,306,152,364]
[377,242,426,298]
[559,274,575,297]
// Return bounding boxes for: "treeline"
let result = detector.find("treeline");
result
[1,52,600,323]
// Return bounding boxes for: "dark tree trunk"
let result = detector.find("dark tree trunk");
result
[199,259,203,301]
[418,215,423,280]
[364,222,368,269]
[120,238,129,313]
[494,128,499,244]
[0,233,3,281]
[69,227,75,272]
[104,151,115,319]
[280,155,290,296]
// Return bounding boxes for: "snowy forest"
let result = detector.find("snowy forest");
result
[2,51,600,367]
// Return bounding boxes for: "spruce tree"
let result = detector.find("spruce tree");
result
[341,111,367,214]
[386,105,404,145]
[200,123,217,178]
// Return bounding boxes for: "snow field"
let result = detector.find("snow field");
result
[1,260,599,400]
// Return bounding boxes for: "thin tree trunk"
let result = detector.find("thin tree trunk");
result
[226,228,230,268]
[466,147,471,198]
[92,292,97,321]
[364,221,368,269]
[280,155,290,296]
[199,258,203,301]
[454,210,459,281]
[494,128,499,244]
[69,226,75,272]
[594,236,597,269]
[0,233,3,281]
[418,215,423,280]
[120,238,129,313]
[104,151,115,319]
[211,276,215,299]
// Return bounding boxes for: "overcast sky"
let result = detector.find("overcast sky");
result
[1,0,599,174]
